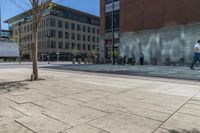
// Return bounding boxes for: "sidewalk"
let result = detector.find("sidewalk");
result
[0,68,200,133]
[44,64,200,81]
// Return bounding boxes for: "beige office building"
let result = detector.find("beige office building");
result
[5,3,100,61]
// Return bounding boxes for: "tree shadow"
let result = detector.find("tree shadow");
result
[0,80,30,94]
[169,129,200,133]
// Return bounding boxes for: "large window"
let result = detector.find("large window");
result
[59,42,64,49]
[58,20,63,28]
[105,10,120,32]
[71,23,75,30]
[58,31,63,38]
[65,22,69,29]
[71,33,75,40]
[50,18,56,27]
[65,32,69,39]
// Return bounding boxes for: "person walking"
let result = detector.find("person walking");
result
[190,40,200,70]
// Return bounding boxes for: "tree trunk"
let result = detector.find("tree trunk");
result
[32,29,38,80]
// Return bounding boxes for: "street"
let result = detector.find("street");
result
[0,64,200,133]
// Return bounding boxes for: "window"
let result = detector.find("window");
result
[83,35,86,41]
[50,30,56,38]
[93,36,96,42]
[77,34,81,41]
[51,41,56,48]
[71,23,75,30]
[50,18,56,27]
[59,42,63,49]
[82,26,86,32]
[71,43,76,49]
[88,44,91,50]
[77,24,81,31]
[105,10,120,32]
[97,37,99,43]
[88,27,91,33]
[65,42,69,49]
[58,31,63,38]
[97,29,99,34]
[65,32,69,39]
[105,13,112,32]
[65,22,69,29]
[92,45,96,50]
[77,43,81,50]
[92,28,95,34]
[58,20,63,28]
[71,33,75,40]
[83,44,86,50]
[88,36,91,42]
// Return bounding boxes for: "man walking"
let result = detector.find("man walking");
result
[190,40,200,70]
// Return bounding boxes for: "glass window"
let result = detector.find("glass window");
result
[77,43,81,50]
[59,42,63,49]
[58,31,63,38]
[51,41,56,48]
[65,32,69,39]
[71,33,75,40]
[88,36,91,42]
[92,28,95,34]
[92,45,96,50]
[50,18,56,27]
[77,24,81,31]
[83,44,86,50]
[50,30,56,38]
[71,23,75,30]
[88,27,91,33]
[71,43,76,49]
[88,44,91,50]
[65,42,69,49]
[93,36,96,42]
[65,22,69,29]
[77,34,81,41]
[58,20,63,28]
[83,35,86,41]
[82,26,86,32]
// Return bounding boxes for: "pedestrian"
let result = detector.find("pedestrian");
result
[140,52,144,65]
[190,40,200,70]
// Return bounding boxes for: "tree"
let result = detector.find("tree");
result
[30,0,52,80]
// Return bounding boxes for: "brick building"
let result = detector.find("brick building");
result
[101,0,200,65]
[5,3,100,61]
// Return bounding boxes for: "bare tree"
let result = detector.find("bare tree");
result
[30,0,52,80]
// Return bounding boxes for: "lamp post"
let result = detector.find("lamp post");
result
[112,0,115,65]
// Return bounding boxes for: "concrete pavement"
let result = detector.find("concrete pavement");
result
[0,68,200,133]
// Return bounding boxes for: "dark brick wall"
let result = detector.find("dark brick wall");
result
[120,0,200,32]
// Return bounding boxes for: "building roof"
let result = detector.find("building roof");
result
[4,3,99,24]
[0,41,19,57]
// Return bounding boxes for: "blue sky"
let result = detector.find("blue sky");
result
[0,0,100,30]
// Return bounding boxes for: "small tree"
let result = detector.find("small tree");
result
[30,0,52,80]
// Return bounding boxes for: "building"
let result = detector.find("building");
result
[1,30,12,40]
[101,0,200,65]
[0,41,19,61]
[5,3,100,61]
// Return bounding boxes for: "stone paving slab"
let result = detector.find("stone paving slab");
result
[89,111,161,133]
[16,115,71,133]
[0,68,200,133]
[63,124,110,133]
[0,122,33,133]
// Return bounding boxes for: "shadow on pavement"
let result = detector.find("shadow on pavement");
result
[0,80,30,93]
[169,129,200,133]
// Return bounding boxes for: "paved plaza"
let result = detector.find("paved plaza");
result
[0,66,200,133]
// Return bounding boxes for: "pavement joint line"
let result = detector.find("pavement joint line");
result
[9,105,30,117]
[152,91,200,133]
[80,104,112,114]
[41,112,73,127]
[86,123,111,133]
[15,120,36,133]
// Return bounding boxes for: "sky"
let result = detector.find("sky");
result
[0,0,100,30]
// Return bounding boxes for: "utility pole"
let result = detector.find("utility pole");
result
[0,5,2,41]
[112,0,115,65]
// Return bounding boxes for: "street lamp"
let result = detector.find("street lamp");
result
[112,0,115,65]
